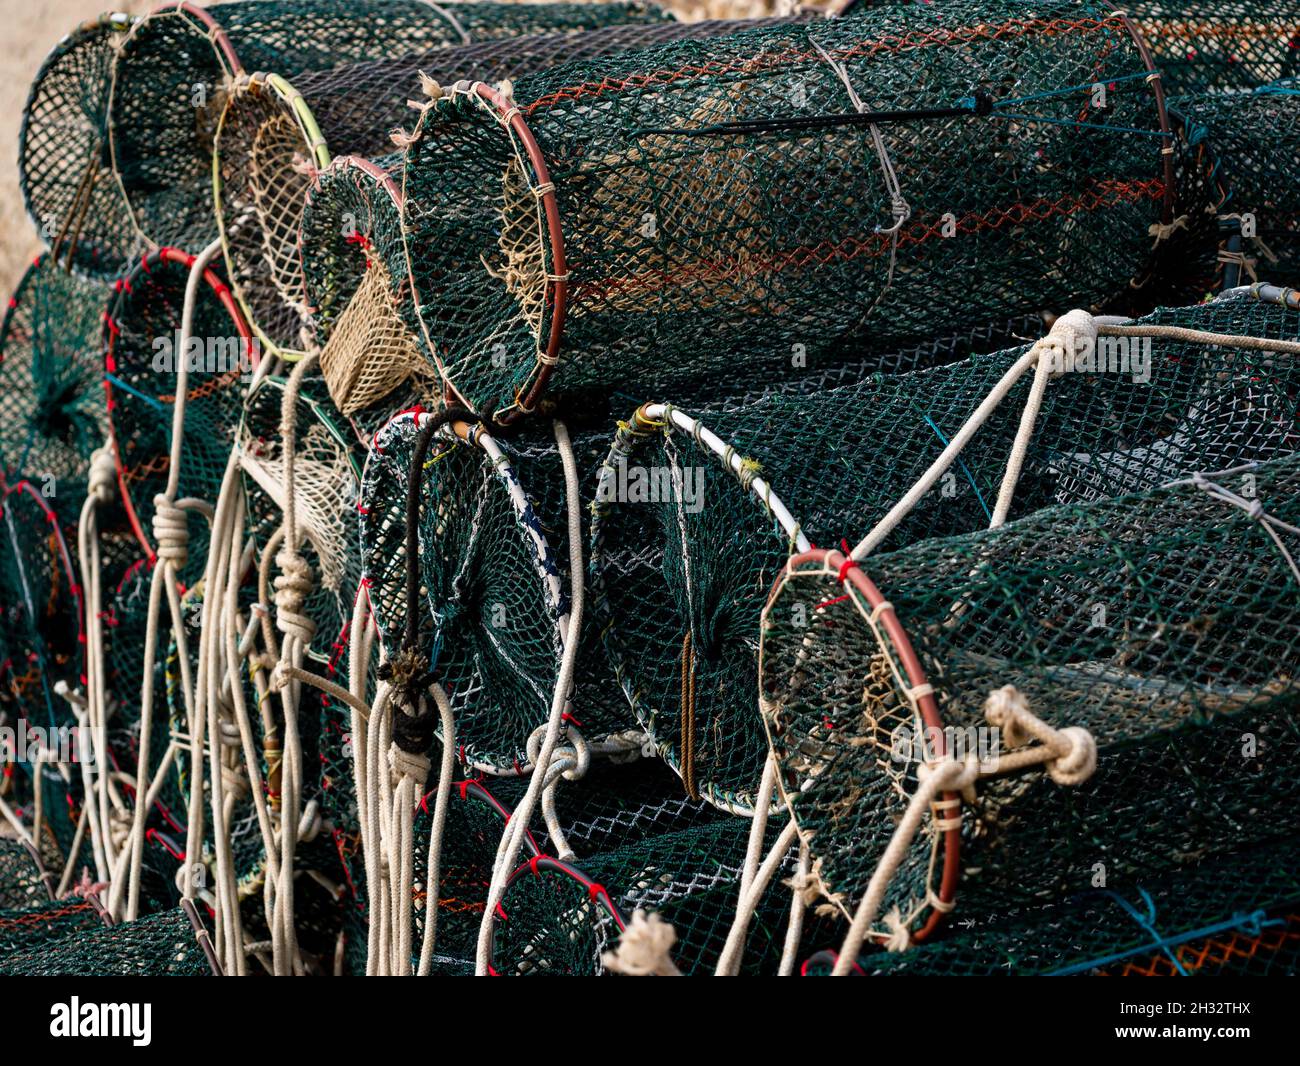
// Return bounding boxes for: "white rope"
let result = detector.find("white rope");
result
[475,419,585,974]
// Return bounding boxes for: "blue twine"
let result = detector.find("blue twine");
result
[103,372,167,412]
[919,412,993,523]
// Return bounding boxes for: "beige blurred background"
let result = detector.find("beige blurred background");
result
[1,0,821,297]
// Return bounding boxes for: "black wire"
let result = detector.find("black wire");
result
[402,405,485,655]
[630,93,993,140]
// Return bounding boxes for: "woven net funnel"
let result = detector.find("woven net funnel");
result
[0,255,109,516]
[0,902,219,975]
[590,289,1300,812]
[802,833,1300,976]
[359,413,639,776]
[18,12,140,279]
[1159,82,1300,300]
[104,246,257,589]
[758,445,1300,945]
[108,1,670,262]
[372,0,1171,422]
[217,11,756,356]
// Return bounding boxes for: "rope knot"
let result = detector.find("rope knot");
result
[1035,308,1098,377]
[88,447,117,503]
[983,684,1032,748]
[388,742,431,789]
[600,910,682,976]
[1045,726,1097,787]
[273,549,316,643]
[151,495,189,568]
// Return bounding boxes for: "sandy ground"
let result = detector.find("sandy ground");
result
[0,0,809,298]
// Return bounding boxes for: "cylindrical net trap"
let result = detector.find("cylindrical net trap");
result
[366,0,1172,421]
[589,290,1300,811]
[0,255,110,523]
[18,12,140,279]
[219,14,782,357]
[103,246,257,589]
[359,412,640,776]
[107,0,672,262]
[758,446,1300,946]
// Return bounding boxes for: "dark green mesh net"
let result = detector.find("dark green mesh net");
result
[0,255,109,516]
[104,246,257,590]
[802,834,1300,976]
[1,479,85,861]
[0,840,53,910]
[18,12,140,279]
[758,446,1299,943]
[590,288,1300,811]
[216,10,747,357]
[0,895,109,956]
[1158,81,1300,302]
[489,816,832,976]
[0,902,219,975]
[327,0,1171,422]
[109,0,670,259]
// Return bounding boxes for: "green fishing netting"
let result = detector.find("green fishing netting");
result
[1160,81,1300,300]
[758,447,1300,943]
[590,289,1300,811]
[360,413,640,777]
[801,834,1300,976]
[109,0,670,259]
[833,1,1300,95]
[18,12,140,279]
[332,0,1171,422]
[0,479,85,858]
[489,817,834,976]
[218,11,748,357]
[104,246,257,590]
[0,255,109,519]
[0,896,109,956]
[0,902,218,975]
[0,840,52,910]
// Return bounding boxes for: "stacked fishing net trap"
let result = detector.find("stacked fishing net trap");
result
[0,0,1297,980]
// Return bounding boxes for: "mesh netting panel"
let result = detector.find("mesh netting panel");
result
[104,247,256,590]
[591,290,1300,810]
[372,1,1170,421]
[1127,0,1300,94]
[18,13,140,279]
[239,373,365,664]
[490,818,828,975]
[0,896,108,956]
[0,840,51,910]
[220,14,763,354]
[0,255,109,516]
[110,1,670,257]
[802,834,1300,976]
[758,449,1300,941]
[1158,82,1300,301]
[0,904,216,975]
